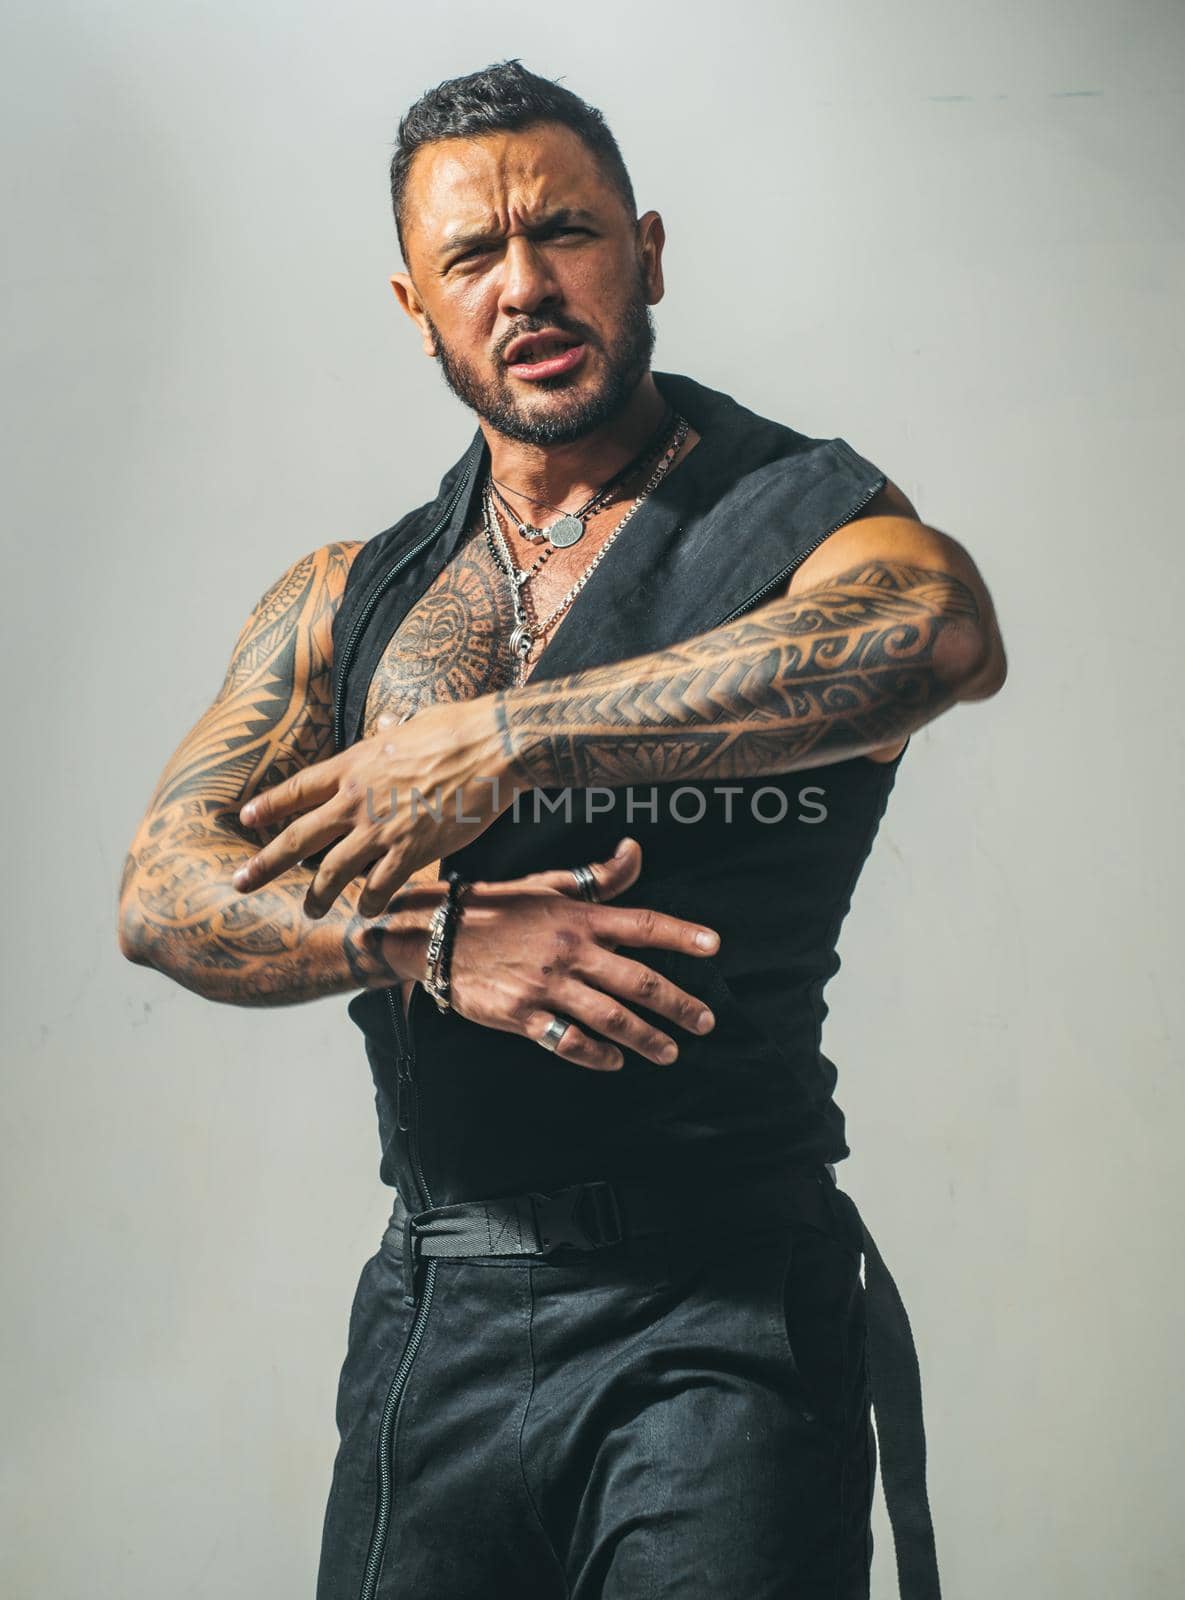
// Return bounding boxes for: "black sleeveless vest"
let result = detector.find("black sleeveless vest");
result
[331,371,907,1210]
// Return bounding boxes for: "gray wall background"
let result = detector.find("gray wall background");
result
[3,2,1182,1595]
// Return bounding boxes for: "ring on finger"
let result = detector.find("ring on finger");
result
[569,864,599,902]
[538,1015,573,1053]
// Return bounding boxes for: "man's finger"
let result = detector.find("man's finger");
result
[232,805,348,892]
[523,1008,622,1072]
[356,850,413,919]
[580,950,716,1038]
[591,836,641,901]
[239,758,342,830]
[523,837,641,900]
[303,830,382,918]
[590,904,721,956]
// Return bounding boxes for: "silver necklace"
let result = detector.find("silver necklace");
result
[488,478,613,551]
[483,413,690,686]
[488,405,679,549]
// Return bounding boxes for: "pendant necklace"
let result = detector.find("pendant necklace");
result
[483,412,690,686]
[488,404,678,550]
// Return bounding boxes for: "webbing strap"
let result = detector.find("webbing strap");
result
[860,1217,943,1599]
[399,1172,835,1281]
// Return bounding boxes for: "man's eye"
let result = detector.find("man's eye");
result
[447,227,589,268]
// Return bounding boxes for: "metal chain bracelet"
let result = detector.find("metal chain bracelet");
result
[422,870,470,1014]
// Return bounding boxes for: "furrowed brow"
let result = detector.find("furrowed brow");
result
[437,207,598,264]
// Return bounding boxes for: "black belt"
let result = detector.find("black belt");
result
[398,1167,839,1279]
[395,1167,941,1600]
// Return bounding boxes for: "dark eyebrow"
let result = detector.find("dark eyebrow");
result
[437,207,598,263]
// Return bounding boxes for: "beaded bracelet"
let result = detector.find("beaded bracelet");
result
[437,870,469,1007]
[422,870,469,1014]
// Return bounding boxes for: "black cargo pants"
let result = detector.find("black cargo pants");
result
[316,1172,875,1600]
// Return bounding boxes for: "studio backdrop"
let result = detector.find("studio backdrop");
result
[2,3,1182,1597]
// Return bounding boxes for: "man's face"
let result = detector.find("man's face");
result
[390,123,665,445]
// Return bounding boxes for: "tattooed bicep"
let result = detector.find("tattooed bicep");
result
[218,542,361,698]
[150,541,362,811]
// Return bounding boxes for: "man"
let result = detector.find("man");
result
[119,58,1005,1600]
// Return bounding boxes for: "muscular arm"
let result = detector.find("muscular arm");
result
[490,515,1008,791]
[227,496,1008,919]
[117,542,443,1004]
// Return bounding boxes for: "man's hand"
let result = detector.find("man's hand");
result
[233,697,513,918]
[430,837,721,1073]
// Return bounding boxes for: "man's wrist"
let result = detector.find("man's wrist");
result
[490,689,551,793]
[342,883,449,991]
[462,693,528,804]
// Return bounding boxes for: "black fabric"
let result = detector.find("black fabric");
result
[317,1172,881,1599]
[388,1169,941,1600]
[331,370,908,1208]
[861,1225,942,1599]
[400,1169,839,1279]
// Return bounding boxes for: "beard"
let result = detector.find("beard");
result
[423,270,657,446]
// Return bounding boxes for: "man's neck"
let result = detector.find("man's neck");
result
[479,373,670,507]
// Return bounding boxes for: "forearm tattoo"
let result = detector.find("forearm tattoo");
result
[119,543,402,1004]
[492,561,985,788]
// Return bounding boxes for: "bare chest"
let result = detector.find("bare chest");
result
[360,505,629,737]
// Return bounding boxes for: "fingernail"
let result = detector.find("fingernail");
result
[695,930,718,950]
[697,1010,714,1032]
[659,1043,678,1063]
[614,837,631,857]
[233,868,249,889]
[240,804,256,824]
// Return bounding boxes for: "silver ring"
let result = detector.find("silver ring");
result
[538,1016,573,1053]
[569,864,599,902]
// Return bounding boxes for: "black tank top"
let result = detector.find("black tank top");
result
[331,371,907,1209]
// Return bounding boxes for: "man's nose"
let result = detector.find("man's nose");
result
[496,236,562,319]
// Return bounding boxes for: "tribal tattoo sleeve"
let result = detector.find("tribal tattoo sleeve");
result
[118,542,432,1004]
[492,559,998,790]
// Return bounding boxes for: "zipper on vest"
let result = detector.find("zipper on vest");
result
[387,983,431,1210]
[393,989,413,1131]
[712,473,887,627]
[358,984,436,1600]
[332,449,481,751]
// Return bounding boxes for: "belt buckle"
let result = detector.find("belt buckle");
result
[528,1182,624,1253]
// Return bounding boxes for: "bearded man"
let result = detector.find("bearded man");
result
[120,57,1006,1600]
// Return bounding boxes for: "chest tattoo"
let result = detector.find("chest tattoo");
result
[362,528,519,735]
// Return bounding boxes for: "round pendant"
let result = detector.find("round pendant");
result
[548,513,585,549]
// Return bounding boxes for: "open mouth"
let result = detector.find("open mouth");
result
[504,337,588,380]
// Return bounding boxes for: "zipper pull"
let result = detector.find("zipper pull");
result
[395,1055,411,1132]
[402,1214,422,1308]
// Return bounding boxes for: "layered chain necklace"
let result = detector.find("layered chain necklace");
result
[487,404,680,550]
[483,410,690,687]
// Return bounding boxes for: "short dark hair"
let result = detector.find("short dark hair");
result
[390,59,638,263]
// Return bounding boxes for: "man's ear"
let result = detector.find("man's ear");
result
[636,210,666,306]
[389,272,436,357]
